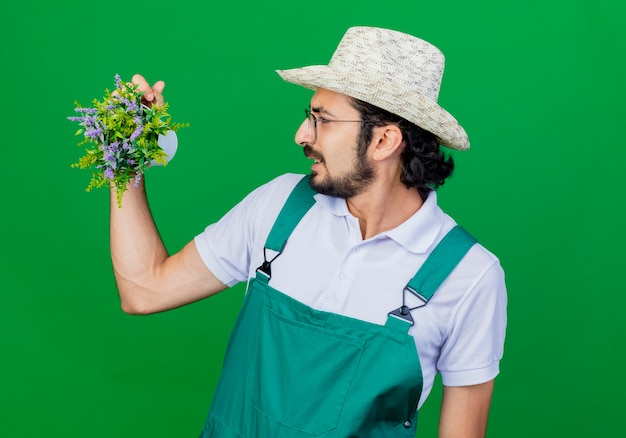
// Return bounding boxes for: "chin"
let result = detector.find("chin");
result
[308,172,323,192]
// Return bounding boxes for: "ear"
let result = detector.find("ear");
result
[371,125,404,162]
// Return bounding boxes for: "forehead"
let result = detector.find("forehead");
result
[310,88,358,115]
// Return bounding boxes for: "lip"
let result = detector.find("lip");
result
[303,145,324,170]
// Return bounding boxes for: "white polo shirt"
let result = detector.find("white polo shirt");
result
[195,173,507,408]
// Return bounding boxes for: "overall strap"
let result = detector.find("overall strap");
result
[387,225,477,329]
[257,175,316,279]
[407,225,477,302]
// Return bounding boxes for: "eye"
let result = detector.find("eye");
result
[317,117,331,124]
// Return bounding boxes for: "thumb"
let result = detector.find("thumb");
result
[152,80,165,106]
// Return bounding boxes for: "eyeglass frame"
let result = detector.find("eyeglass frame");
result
[304,108,377,143]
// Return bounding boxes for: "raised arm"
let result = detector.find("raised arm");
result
[110,75,227,315]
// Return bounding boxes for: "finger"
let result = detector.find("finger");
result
[152,80,165,106]
[131,74,154,100]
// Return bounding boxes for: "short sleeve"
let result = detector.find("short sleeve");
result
[193,174,305,287]
[437,259,508,386]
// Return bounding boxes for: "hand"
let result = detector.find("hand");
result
[132,74,165,108]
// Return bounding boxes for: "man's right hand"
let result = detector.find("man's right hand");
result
[132,74,165,108]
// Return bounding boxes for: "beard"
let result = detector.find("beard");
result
[303,143,375,198]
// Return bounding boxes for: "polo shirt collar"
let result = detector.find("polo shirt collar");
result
[314,190,445,254]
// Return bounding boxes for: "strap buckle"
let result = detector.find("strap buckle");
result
[387,305,415,326]
[387,285,429,327]
[255,247,282,280]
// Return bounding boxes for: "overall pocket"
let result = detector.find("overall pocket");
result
[248,304,365,436]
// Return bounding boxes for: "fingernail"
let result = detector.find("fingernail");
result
[146,92,154,101]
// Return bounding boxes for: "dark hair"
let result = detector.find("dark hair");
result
[349,97,454,199]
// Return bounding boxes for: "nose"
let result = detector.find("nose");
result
[295,119,314,146]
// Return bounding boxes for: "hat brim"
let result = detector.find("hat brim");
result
[277,65,469,150]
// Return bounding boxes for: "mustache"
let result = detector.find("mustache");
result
[303,145,324,162]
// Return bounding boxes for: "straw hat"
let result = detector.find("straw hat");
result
[276,26,469,150]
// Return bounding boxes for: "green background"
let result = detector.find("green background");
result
[2,0,624,436]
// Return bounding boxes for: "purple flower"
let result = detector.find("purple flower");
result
[134,172,142,187]
[83,114,97,128]
[75,107,98,114]
[115,74,122,90]
[85,126,103,141]
[130,125,143,142]
[119,97,138,112]
[104,168,115,180]
[103,145,119,169]
[104,155,117,171]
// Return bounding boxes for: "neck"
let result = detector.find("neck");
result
[346,179,424,240]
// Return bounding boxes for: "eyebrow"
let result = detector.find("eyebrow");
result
[310,106,336,117]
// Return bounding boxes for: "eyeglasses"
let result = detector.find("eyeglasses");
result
[304,108,375,143]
